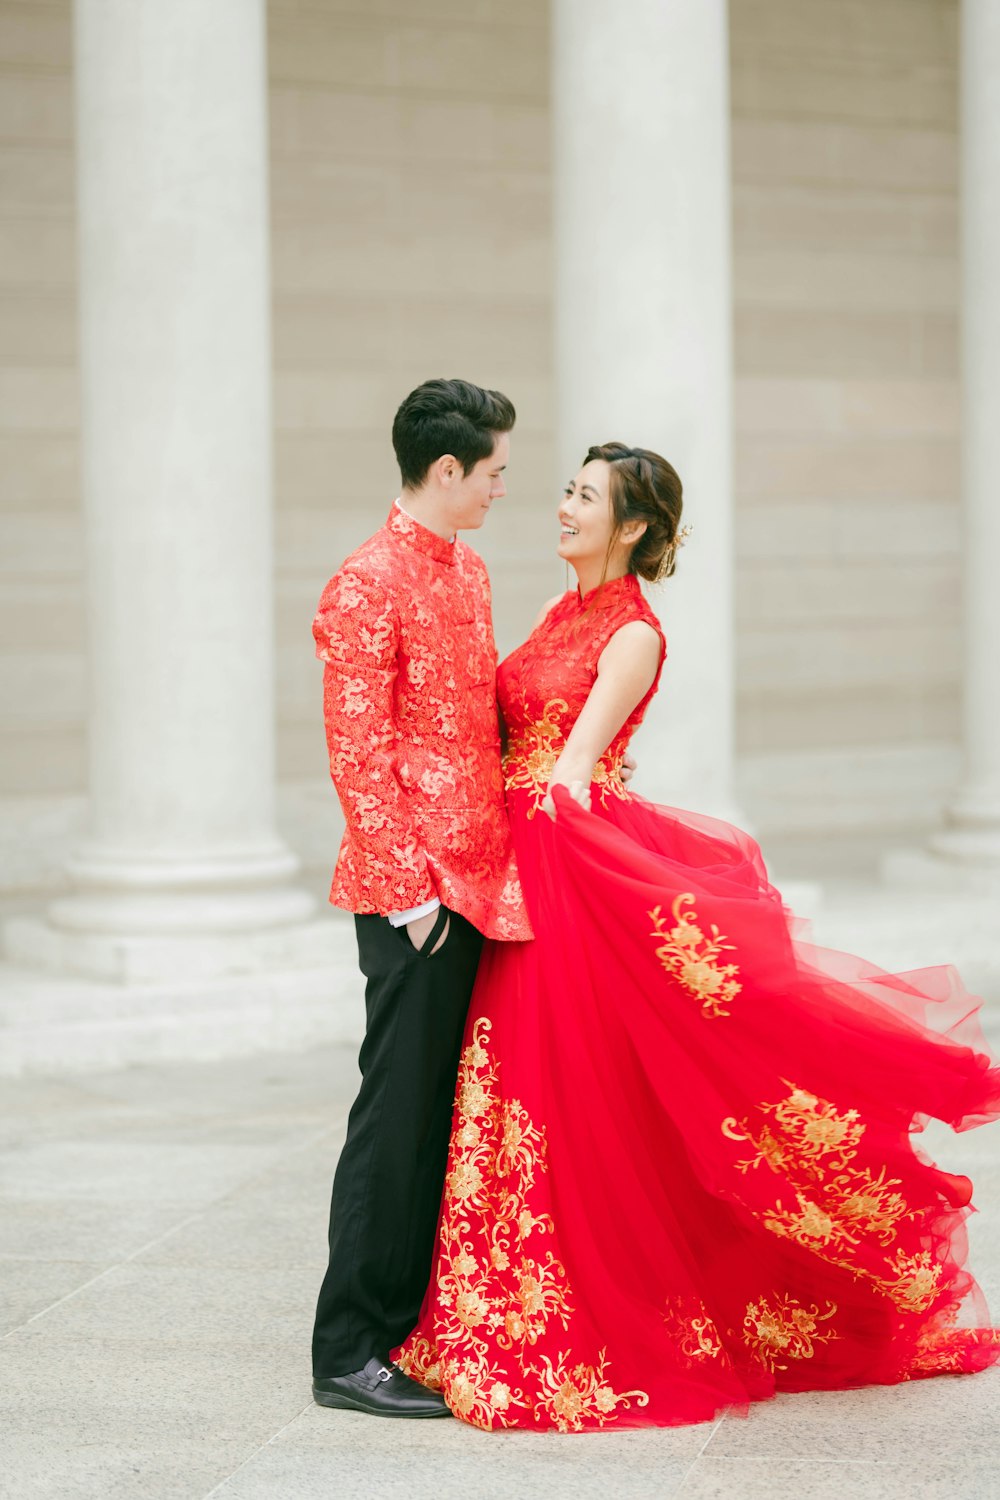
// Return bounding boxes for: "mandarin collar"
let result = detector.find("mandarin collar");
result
[575,572,641,609]
[386,500,456,566]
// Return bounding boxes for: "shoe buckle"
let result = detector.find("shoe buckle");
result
[376,1365,392,1383]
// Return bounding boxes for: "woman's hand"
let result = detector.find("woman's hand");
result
[541,778,592,820]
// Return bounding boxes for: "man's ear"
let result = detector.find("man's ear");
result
[434,453,460,488]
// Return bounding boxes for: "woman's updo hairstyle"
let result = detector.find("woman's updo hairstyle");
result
[584,442,684,583]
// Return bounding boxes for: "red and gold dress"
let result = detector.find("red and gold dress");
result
[396,573,1000,1431]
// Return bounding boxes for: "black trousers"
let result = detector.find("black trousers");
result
[311,908,484,1378]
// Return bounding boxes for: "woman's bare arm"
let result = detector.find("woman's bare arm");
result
[543,619,662,813]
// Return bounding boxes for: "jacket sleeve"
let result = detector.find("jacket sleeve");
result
[313,568,438,912]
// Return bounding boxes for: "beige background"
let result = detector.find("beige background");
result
[0,0,961,890]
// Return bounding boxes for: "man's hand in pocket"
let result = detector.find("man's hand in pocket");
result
[406,908,449,954]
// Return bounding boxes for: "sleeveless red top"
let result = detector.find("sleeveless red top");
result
[499,573,666,819]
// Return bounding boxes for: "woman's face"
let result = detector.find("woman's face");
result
[557,459,616,567]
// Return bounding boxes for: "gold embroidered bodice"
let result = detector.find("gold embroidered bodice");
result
[498,574,666,817]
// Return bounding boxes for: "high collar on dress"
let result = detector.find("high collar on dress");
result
[386,500,456,567]
[575,572,641,609]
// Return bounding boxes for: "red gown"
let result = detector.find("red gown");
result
[395,573,1000,1432]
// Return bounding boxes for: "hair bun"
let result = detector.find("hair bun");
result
[584,443,684,582]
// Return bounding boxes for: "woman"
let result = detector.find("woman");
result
[395,443,1000,1431]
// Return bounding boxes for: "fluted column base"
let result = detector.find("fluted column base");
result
[5,893,330,986]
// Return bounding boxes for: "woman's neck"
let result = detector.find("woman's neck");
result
[573,556,630,598]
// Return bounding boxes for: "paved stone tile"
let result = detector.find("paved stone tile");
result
[32,1261,318,1345]
[0,1349,306,1497]
[124,1131,342,1271]
[0,1041,996,1500]
[209,1447,695,1500]
[0,1198,189,1263]
[135,1189,330,1271]
[0,1075,131,1149]
[0,1140,286,1208]
[0,1333,311,1500]
[212,1410,708,1500]
[0,1330,308,1426]
[77,1046,360,1121]
[64,1113,335,1151]
[279,1403,716,1457]
[221,1132,347,1200]
[0,1434,263,1500]
[674,1456,1000,1499]
[705,1371,1000,1458]
[0,1256,111,1334]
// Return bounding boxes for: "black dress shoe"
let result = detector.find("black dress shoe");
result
[312,1357,451,1418]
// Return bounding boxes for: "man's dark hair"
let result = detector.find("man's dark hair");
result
[392,378,516,490]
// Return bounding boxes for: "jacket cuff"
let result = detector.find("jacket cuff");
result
[387,897,442,928]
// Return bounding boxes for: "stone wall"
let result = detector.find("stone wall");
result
[0,0,963,889]
[730,0,961,844]
[267,0,556,791]
[0,2,79,807]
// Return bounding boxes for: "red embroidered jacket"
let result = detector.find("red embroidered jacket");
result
[313,503,529,941]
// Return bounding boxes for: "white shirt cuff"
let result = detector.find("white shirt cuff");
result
[387,897,441,928]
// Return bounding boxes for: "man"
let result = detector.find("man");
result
[310,378,530,1418]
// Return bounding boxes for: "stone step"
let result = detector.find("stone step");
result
[0,958,364,1078]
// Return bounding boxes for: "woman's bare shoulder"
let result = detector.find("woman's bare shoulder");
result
[601,617,662,660]
[597,618,663,685]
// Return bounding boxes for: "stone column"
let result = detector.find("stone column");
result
[929,0,1000,876]
[46,0,313,966]
[552,0,737,815]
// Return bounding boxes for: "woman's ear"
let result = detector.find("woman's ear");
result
[621,519,648,546]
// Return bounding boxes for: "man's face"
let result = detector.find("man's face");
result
[446,431,509,531]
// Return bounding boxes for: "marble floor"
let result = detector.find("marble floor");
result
[1,1039,999,1500]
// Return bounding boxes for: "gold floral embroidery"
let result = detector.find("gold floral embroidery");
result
[592,753,629,805]
[902,1301,959,1377]
[396,1018,647,1429]
[872,1250,943,1315]
[901,1302,1000,1377]
[662,1296,730,1368]
[722,1084,926,1312]
[648,894,742,1018]
[532,1350,649,1433]
[502,697,628,818]
[400,1332,443,1389]
[723,1085,864,1176]
[664,1290,843,1375]
[743,1293,839,1371]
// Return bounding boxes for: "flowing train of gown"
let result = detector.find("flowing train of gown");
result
[395,574,1000,1431]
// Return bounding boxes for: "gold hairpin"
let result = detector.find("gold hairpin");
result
[654,523,692,583]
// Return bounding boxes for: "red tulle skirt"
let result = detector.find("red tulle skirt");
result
[396,787,1000,1431]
